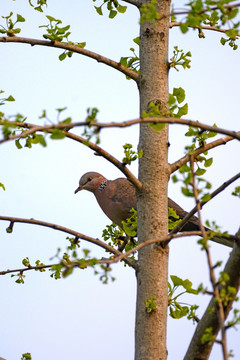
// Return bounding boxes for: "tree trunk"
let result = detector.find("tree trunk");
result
[135,1,171,359]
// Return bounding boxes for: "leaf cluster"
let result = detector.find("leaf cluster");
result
[93,0,127,18]
[140,0,159,25]
[168,275,199,320]
[144,296,157,313]
[82,107,100,144]
[172,161,212,200]
[0,12,25,36]
[173,0,240,50]
[122,208,138,239]
[59,41,86,62]
[226,308,240,330]
[201,326,214,344]
[122,143,143,166]
[94,263,116,284]
[21,353,32,360]
[50,246,98,279]
[170,46,192,71]
[120,38,140,77]
[168,207,182,230]
[168,87,188,118]
[102,219,137,255]
[0,90,15,106]
[0,112,46,150]
[39,15,71,42]
[102,223,126,248]
[28,0,47,13]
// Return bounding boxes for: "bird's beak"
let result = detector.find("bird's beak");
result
[74,186,82,194]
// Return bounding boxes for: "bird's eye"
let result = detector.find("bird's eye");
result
[87,177,92,183]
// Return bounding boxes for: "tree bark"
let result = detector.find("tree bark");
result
[135,1,171,359]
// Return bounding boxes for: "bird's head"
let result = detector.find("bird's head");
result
[74,172,106,194]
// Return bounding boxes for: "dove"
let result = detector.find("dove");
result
[75,171,203,232]
[74,172,234,247]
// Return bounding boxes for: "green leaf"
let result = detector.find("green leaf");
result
[170,275,183,287]
[59,52,67,61]
[195,167,206,176]
[122,222,137,237]
[226,28,239,38]
[50,129,66,139]
[173,87,185,103]
[181,187,194,197]
[170,305,189,319]
[117,4,127,13]
[179,23,188,34]
[46,15,58,22]
[201,193,211,202]
[94,5,103,15]
[5,95,15,102]
[149,122,166,131]
[109,10,117,18]
[76,42,86,48]
[204,157,213,167]
[35,6,43,12]
[15,138,23,149]
[133,36,140,45]
[16,14,25,22]
[176,103,188,118]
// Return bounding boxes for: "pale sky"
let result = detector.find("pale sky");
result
[0,1,240,359]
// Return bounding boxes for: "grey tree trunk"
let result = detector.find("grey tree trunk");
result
[135,1,171,359]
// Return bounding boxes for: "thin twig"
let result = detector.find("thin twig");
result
[172,3,240,17]
[170,21,240,37]
[190,155,229,359]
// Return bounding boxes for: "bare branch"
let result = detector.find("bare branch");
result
[0,36,139,82]
[0,216,136,268]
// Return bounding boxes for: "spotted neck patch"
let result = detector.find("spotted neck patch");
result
[99,179,108,192]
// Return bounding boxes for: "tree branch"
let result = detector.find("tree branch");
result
[103,231,204,264]
[170,135,235,174]
[0,216,136,268]
[0,264,53,276]
[0,120,142,190]
[0,36,139,82]
[1,117,239,140]
[184,229,240,360]
[170,21,240,37]
[168,171,240,247]
[190,155,229,359]
[121,0,141,7]
[172,3,240,17]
